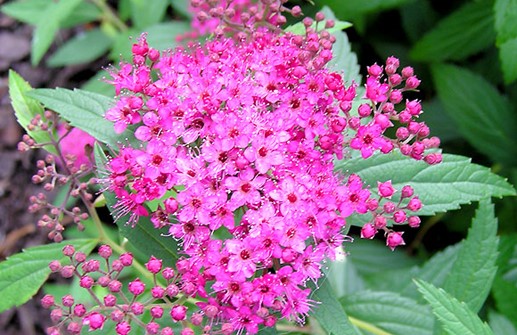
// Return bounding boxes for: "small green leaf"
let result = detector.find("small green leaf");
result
[499,38,517,84]
[337,152,516,218]
[489,311,517,335]
[8,70,57,154]
[94,144,179,266]
[341,291,434,335]
[310,279,361,335]
[443,199,499,312]
[130,0,169,29]
[31,0,83,65]
[415,280,494,335]
[48,29,113,67]
[431,64,517,164]
[494,0,517,44]
[28,88,136,148]
[0,239,98,313]
[410,0,495,62]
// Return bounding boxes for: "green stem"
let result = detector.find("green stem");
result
[90,0,128,32]
[348,316,392,335]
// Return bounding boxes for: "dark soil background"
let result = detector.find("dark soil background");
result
[0,8,102,334]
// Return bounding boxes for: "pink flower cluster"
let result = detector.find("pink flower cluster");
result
[97,18,440,332]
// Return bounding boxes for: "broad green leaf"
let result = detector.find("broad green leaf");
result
[130,0,169,29]
[492,277,517,328]
[341,291,434,335]
[415,280,494,335]
[499,38,517,84]
[1,0,51,25]
[410,0,495,62]
[314,0,413,21]
[489,311,517,335]
[310,279,361,335]
[28,88,137,149]
[1,0,99,27]
[419,99,461,143]
[48,29,113,67]
[170,0,192,18]
[327,31,362,85]
[345,239,418,277]
[31,0,83,65]
[8,70,56,154]
[494,0,517,44]
[81,70,116,97]
[443,199,499,312]
[327,256,365,298]
[110,22,190,61]
[400,0,438,42]
[432,64,517,165]
[338,152,515,218]
[368,243,461,302]
[94,144,179,266]
[0,239,97,313]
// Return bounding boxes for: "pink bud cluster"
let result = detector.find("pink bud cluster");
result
[97,15,440,332]
[19,112,95,241]
[45,245,200,335]
[360,182,422,250]
[185,0,302,38]
[351,57,442,163]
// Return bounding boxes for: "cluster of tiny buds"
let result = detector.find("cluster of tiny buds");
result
[18,112,96,241]
[188,0,301,38]
[360,182,422,250]
[44,244,227,335]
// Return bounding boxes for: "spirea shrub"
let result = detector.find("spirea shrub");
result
[6,1,515,335]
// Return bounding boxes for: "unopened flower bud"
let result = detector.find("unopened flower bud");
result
[386,231,405,251]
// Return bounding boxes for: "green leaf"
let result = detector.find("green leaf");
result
[1,0,51,25]
[81,70,116,97]
[419,99,461,143]
[345,239,418,277]
[431,64,517,164]
[368,244,461,302]
[8,70,56,154]
[31,0,83,65]
[400,0,438,42]
[489,311,517,335]
[327,31,362,85]
[443,199,499,312]
[1,0,99,27]
[492,276,517,328]
[338,152,516,218]
[170,0,192,18]
[28,88,136,148]
[314,0,413,21]
[415,280,494,335]
[48,29,113,67]
[310,279,361,335]
[94,144,179,266]
[410,0,495,62]
[130,0,169,29]
[341,291,434,335]
[328,256,365,298]
[0,239,97,313]
[110,21,190,61]
[499,38,517,84]
[494,0,517,44]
